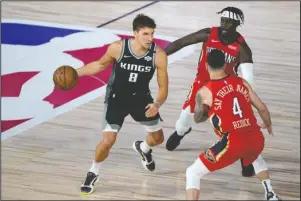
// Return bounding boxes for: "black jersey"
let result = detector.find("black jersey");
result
[105,38,157,100]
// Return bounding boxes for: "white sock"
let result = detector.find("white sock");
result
[140,141,151,153]
[89,161,101,175]
[262,179,274,194]
[175,107,194,136]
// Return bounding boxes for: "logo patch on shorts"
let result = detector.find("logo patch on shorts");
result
[205,149,216,163]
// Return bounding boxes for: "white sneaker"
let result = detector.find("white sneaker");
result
[265,192,281,200]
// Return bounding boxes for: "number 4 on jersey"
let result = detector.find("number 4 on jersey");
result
[129,72,138,82]
[233,97,243,118]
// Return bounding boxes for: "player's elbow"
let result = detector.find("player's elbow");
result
[194,112,208,123]
[257,102,269,114]
[194,114,201,123]
[194,116,208,124]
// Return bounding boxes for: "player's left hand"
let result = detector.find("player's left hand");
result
[145,103,159,118]
[259,123,274,136]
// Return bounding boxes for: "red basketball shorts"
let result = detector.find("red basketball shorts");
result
[199,130,265,172]
[182,75,209,113]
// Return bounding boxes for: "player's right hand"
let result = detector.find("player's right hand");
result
[259,123,273,136]
[145,103,159,118]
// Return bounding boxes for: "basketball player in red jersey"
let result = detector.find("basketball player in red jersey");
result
[185,49,281,200]
[165,6,256,177]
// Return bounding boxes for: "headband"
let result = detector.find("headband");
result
[220,11,243,24]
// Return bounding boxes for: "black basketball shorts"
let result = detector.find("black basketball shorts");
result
[101,92,162,133]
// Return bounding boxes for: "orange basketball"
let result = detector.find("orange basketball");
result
[53,65,79,90]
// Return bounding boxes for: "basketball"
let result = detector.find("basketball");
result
[53,65,79,90]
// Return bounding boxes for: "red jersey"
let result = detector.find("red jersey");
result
[197,27,244,81]
[205,75,260,136]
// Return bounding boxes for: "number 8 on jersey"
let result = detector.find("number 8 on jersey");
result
[129,72,138,82]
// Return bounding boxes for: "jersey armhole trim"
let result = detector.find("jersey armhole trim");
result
[116,40,125,63]
[152,43,157,69]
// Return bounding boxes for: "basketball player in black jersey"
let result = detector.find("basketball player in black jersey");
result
[75,14,168,195]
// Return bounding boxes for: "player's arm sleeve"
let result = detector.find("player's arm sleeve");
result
[164,28,211,55]
[238,42,254,86]
[76,41,118,76]
[155,49,169,107]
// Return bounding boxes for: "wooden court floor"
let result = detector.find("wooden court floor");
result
[1,1,300,200]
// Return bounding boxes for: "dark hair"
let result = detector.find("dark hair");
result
[217,6,244,25]
[133,14,156,31]
[207,49,225,69]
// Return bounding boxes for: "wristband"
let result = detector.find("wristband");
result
[154,102,161,108]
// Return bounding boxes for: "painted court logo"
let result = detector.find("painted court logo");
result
[1,19,195,140]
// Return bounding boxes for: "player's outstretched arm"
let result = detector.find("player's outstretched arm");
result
[194,86,212,123]
[164,28,211,56]
[76,40,121,76]
[243,79,273,135]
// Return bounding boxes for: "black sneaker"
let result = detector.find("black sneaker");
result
[166,127,192,151]
[132,141,155,171]
[240,159,255,177]
[80,172,99,195]
[266,192,281,200]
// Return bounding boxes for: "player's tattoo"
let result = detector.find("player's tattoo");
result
[194,93,209,123]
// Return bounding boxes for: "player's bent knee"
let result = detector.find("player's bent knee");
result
[252,154,268,174]
[102,132,117,147]
[186,158,210,190]
[149,130,164,144]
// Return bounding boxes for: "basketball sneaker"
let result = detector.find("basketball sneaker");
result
[80,172,99,195]
[132,141,155,171]
[165,127,192,151]
[266,191,281,200]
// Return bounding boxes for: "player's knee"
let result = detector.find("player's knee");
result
[252,154,268,174]
[156,131,164,144]
[186,158,210,190]
[102,132,117,148]
[150,130,164,144]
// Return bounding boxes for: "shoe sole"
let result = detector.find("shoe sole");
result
[80,176,99,196]
[132,141,154,172]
